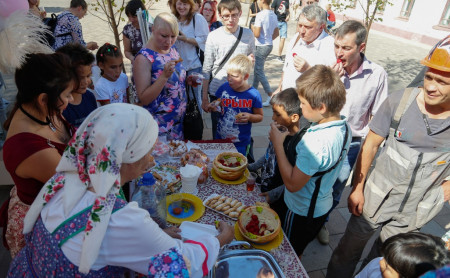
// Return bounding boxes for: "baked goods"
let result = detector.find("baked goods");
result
[238,206,281,244]
[150,164,181,193]
[211,98,221,107]
[204,194,245,219]
[174,57,183,64]
[212,152,247,181]
[181,149,210,184]
[168,140,187,157]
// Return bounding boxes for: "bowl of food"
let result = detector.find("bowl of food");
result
[212,152,248,181]
[237,206,281,244]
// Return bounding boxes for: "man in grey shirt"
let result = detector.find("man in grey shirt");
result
[201,0,255,139]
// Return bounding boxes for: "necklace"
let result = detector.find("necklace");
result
[19,105,56,132]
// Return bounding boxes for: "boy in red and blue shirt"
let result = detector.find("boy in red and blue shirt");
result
[208,54,263,156]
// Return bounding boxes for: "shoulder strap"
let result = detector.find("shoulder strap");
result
[291,32,301,51]
[213,27,244,77]
[390,87,418,135]
[307,123,349,221]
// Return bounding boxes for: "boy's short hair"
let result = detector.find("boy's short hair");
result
[70,0,88,10]
[218,0,242,14]
[270,88,302,116]
[381,232,450,277]
[56,43,95,69]
[296,65,346,114]
[226,54,252,76]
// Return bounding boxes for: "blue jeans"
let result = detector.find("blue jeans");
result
[330,138,362,212]
[252,45,273,96]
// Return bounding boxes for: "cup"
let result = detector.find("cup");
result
[180,165,202,194]
[245,172,257,192]
[188,72,204,88]
[277,125,288,133]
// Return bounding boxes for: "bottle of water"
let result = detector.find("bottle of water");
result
[132,173,167,229]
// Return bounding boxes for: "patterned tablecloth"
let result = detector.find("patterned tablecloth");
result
[160,142,308,278]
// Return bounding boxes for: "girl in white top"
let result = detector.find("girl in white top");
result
[171,0,209,111]
[11,104,234,277]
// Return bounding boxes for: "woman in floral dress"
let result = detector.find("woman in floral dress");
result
[133,12,187,140]
[8,104,234,277]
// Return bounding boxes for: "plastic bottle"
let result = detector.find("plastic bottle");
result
[132,173,167,229]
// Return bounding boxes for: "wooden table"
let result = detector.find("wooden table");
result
[162,142,308,278]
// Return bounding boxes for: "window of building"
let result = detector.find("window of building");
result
[440,1,450,27]
[400,0,415,18]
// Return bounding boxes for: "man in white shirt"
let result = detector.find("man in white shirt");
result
[274,5,335,94]
[316,20,388,245]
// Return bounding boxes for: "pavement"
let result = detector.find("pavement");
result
[0,1,448,277]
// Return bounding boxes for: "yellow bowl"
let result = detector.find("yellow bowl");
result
[237,206,281,244]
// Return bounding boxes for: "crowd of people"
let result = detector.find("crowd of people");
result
[0,0,448,276]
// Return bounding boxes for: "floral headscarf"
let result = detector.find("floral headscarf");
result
[24,103,159,274]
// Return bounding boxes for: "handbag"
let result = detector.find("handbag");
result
[183,85,204,140]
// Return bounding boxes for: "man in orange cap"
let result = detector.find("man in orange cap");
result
[327,36,450,278]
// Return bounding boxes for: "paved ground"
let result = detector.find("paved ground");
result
[1,1,447,277]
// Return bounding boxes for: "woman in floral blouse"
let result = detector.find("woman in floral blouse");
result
[123,0,152,63]
[8,103,234,277]
[52,0,98,50]
[133,12,187,140]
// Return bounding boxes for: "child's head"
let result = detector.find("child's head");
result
[218,0,241,31]
[226,54,252,91]
[296,65,345,123]
[56,43,95,95]
[96,43,123,82]
[270,88,301,130]
[380,232,450,278]
[5,53,75,130]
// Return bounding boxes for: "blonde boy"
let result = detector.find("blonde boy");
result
[208,54,263,156]
[269,65,351,256]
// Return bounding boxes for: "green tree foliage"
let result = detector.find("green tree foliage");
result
[332,0,393,45]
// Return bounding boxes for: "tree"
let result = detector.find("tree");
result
[89,0,153,52]
[331,0,393,45]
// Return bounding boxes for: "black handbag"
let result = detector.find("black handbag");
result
[183,85,203,140]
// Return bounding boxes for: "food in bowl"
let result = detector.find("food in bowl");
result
[212,152,248,181]
[238,206,281,244]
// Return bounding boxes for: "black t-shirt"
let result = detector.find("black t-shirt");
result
[271,0,289,22]
[62,90,98,128]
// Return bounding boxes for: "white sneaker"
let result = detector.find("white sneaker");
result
[262,97,271,107]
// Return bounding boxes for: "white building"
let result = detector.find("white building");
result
[326,0,449,45]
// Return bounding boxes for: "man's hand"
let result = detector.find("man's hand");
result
[442,180,450,202]
[331,61,345,77]
[293,56,310,73]
[348,190,365,216]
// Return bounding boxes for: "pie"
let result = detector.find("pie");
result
[213,152,248,181]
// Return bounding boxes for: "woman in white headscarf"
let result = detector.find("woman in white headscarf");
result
[8,103,234,277]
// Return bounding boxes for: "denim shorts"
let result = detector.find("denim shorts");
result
[278,21,287,38]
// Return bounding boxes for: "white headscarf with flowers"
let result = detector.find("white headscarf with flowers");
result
[23,103,159,274]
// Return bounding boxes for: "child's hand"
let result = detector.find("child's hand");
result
[259,192,270,203]
[235,112,250,123]
[207,102,219,112]
[269,122,288,145]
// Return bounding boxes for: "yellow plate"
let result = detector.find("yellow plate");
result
[234,223,283,252]
[166,193,205,224]
[211,168,249,185]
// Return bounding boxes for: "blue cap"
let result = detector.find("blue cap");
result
[139,172,156,186]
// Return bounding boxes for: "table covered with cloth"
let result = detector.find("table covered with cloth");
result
[159,141,308,278]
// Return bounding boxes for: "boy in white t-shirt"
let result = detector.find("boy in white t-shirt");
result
[251,0,279,106]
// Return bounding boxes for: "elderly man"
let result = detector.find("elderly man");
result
[273,5,335,98]
[317,20,388,244]
[327,36,450,278]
